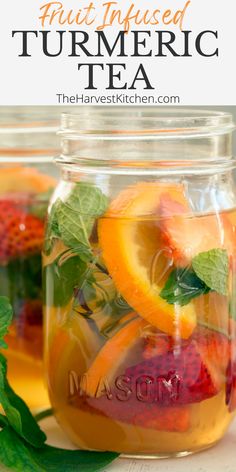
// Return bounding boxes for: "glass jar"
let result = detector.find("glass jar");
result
[0,108,60,410]
[44,108,236,457]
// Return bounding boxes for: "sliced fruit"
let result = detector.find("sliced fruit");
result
[125,339,218,405]
[159,193,235,266]
[0,200,44,262]
[226,360,236,412]
[0,166,56,194]
[85,316,146,397]
[132,406,190,432]
[5,300,43,359]
[98,182,196,339]
[86,393,190,432]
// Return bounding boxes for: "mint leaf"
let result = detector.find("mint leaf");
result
[160,268,210,306]
[44,201,61,255]
[43,253,96,307]
[57,182,108,249]
[192,248,229,296]
[0,354,46,448]
[43,183,108,307]
[0,297,13,349]
[0,413,8,428]
[0,427,118,472]
[44,183,108,256]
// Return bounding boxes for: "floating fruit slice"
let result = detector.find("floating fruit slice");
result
[125,339,218,406]
[86,393,190,432]
[85,316,146,397]
[226,359,236,412]
[0,166,56,194]
[160,193,235,265]
[98,182,196,339]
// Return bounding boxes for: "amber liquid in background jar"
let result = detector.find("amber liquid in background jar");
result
[0,164,58,409]
[0,107,62,409]
[44,109,236,457]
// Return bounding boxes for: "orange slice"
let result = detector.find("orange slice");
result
[85,316,146,397]
[98,182,196,339]
[160,193,235,265]
[0,166,56,194]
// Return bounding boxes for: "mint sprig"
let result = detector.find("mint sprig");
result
[0,355,46,448]
[0,427,118,472]
[43,183,109,308]
[44,182,108,255]
[43,253,93,307]
[0,296,119,471]
[160,248,229,306]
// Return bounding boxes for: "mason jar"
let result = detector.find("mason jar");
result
[0,107,60,409]
[44,108,236,457]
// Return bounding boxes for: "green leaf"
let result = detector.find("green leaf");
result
[0,297,13,348]
[44,200,61,255]
[192,248,229,296]
[0,413,8,428]
[43,253,94,307]
[0,354,46,448]
[34,409,54,423]
[0,427,119,472]
[160,268,210,306]
[57,182,108,249]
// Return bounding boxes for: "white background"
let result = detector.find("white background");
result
[0,0,235,105]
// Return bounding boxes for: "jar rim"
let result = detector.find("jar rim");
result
[0,107,61,161]
[60,108,235,139]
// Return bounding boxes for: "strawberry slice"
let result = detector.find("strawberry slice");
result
[226,359,236,412]
[159,193,234,266]
[0,200,44,263]
[125,340,218,406]
[84,394,190,432]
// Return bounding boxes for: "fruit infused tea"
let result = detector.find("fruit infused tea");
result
[44,179,236,457]
[0,165,56,409]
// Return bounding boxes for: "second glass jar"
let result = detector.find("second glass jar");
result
[0,108,60,409]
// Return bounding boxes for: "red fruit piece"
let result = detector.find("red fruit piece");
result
[0,200,44,263]
[226,360,236,412]
[15,300,43,358]
[17,300,43,330]
[85,394,190,433]
[125,341,218,406]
